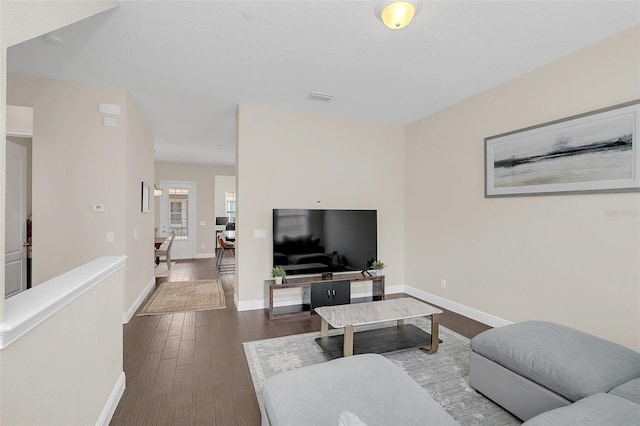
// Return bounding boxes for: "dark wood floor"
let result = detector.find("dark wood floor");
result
[110,259,491,425]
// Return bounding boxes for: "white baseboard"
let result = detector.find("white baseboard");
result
[385,284,404,295]
[237,298,266,311]
[403,285,512,328]
[96,371,125,426]
[195,252,215,259]
[122,277,155,324]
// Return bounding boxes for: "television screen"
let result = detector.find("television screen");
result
[273,209,377,276]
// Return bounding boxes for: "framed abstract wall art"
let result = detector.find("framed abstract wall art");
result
[485,100,640,197]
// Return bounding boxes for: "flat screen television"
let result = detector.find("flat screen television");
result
[273,209,377,276]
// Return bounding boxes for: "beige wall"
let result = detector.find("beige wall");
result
[6,104,33,135]
[7,75,155,316]
[1,3,121,424]
[8,74,128,284]
[236,105,405,304]
[0,263,124,425]
[154,162,235,257]
[405,26,640,350]
[125,93,155,311]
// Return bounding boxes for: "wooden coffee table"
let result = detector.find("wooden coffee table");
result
[315,298,443,358]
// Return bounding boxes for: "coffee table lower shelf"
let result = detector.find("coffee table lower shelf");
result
[314,324,442,360]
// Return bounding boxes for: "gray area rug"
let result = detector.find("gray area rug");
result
[243,317,521,426]
[138,279,225,315]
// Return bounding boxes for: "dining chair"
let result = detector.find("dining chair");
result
[155,230,175,270]
[216,235,235,274]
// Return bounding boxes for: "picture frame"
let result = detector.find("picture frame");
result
[141,182,151,213]
[485,100,640,197]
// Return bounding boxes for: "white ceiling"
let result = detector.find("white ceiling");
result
[7,0,640,166]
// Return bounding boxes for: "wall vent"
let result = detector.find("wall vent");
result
[308,91,335,102]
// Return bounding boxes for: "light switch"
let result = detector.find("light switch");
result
[106,232,114,243]
[254,229,266,239]
[200,221,206,226]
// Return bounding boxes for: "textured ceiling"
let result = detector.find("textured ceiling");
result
[7,0,640,166]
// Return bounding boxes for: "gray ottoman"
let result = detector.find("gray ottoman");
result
[469,321,640,420]
[261,353,458,426]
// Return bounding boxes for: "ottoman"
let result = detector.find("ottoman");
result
[469,321,640,420]
[261,353,458,426]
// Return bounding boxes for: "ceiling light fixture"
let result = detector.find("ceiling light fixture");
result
[375,1,422,30]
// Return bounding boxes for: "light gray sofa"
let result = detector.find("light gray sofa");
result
[261,353,458,426]
[469,321,640,425]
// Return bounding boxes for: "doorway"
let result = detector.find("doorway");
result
[158,181,196,259]
[5,139,29,297]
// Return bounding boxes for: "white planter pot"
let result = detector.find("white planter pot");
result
[375,269,382,276]
[275,276,283,284]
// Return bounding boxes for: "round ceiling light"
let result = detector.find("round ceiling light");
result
[375,1,422,30]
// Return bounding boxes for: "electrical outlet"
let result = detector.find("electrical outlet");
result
[201,244,205,249]
[440,278,446,289]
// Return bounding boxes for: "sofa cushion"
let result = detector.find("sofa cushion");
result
[609,378,640,404]
[262,353,458,426]
[470,321,640,402]
[521,393,640,426]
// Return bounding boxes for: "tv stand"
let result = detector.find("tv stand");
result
[265,273,385,320]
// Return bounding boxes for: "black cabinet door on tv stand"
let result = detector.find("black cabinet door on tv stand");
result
[311,282,333,311]
[331,281,350,306]
[310,280,350,310]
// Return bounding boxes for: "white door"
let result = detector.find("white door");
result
[159,181,196,260]
[5,140,28,297]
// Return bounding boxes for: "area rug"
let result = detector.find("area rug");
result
[243,317,521,426]
[138,279,225,315]
[154,262,176,278]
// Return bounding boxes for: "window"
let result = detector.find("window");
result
[225,191,236,222]
[168,188,189,239]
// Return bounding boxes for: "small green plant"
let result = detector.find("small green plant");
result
[370,260,385,270]
[272,266,286,277]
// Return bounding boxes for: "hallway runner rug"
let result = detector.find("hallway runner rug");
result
[243,317,521,426]
[138,279,225,315]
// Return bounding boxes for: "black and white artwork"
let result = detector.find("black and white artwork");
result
[485,100,640,197]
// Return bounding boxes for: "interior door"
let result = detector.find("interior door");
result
[158,181,196,260]
[5,140,27,297]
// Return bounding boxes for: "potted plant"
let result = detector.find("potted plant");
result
[370,260,385,276]
[272,266,286,284]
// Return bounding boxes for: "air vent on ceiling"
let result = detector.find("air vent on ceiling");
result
[308,91,335,102]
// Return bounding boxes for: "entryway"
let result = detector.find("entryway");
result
[158,180,196,260]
